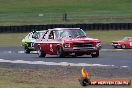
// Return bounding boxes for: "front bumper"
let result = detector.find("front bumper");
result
[22,42,35,50]
[63,47,100,52]
[112,44,121,47]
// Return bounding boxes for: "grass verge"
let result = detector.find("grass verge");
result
[0,66,131,88]
[87,30,132,44]
[0,0,132,25]
[0,33,28,46]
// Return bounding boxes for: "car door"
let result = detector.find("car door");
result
[129,38,132,48]
[48,30,58,55]
[47,30,56,54]
[40,31,50,54]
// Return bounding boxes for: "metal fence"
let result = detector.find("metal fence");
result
[0,23,132,33]
[1,11,132,25]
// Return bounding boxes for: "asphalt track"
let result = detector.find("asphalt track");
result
[0,46,132,68]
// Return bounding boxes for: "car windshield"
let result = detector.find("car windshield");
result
[122,37,129,41]
[32,32,44,39]
[37,32,44,38]
[54,29,86,38]
[122,37,132,41]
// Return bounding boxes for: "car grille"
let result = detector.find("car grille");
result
[73,42,93,47]
[112,42,118,44]
[27,42,31,47]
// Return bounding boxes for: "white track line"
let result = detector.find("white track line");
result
[18,51,25,53]
[120,66,129,68]
[0,59,116,67]
[103,49,124,50]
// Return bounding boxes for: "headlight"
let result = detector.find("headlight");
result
[96,42,101,47]
[65,43,70,48]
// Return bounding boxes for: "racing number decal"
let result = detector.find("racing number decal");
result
[130,42,132,46]
[50,44,53,52]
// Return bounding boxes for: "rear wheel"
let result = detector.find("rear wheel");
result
[57,47,65,58]
[37,47,46,57]
[91,51,99,58]
[75,53,83,56]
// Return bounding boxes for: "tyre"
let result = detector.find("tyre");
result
[25,48,30,54]
[72,54,77,58]
[75,53,83,56]
[57,47,65,58]
[91,51,99,58]
[113,46,117,49]
[121,44,126,49]
[37,47,46,57]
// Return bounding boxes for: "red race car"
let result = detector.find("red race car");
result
[112,37,132,49]
[34,28,101,58]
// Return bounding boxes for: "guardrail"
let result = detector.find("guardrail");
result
[0,23,132,33]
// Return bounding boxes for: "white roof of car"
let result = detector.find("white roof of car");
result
[36,30,46,32]
[123,37,132,40]
[124,37,132,39]
[48,28,81,31]
[126,37,132,38]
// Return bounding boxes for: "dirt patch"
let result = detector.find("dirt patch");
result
[0,65,132,88]
[0,63,132,78]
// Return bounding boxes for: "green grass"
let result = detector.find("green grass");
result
[88,30,132,44]
[0,0,132,25]
[0,30,132,46]
[0,33,28,46]
[0,67,131,88]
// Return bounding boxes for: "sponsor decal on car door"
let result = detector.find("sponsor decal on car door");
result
[129,42,132,47]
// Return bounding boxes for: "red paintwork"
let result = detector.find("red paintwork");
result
[112,37,132,49]
[34,28,101,56]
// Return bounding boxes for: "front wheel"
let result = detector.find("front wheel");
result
[121,44,126,49]
[91,51,99,58]
[37,47,46,57]
[25,48,30,54]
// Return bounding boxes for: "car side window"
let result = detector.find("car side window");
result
[49,31,54,39]
[28,33,33,39]
[43,31,49,39]
[32,32,38,39]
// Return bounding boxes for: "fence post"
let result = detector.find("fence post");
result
[63,12,67,21]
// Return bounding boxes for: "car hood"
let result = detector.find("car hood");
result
[112,40,124,43]
[22,37,36,43]
[62,37,100,43]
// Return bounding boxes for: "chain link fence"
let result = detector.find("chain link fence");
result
[0,11,132,25]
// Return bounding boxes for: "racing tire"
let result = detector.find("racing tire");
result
[91,51,99,58]
[57,47,65,58]
[72,55,77,58]
[121,44,126,49]
[113,46,117,49]
[37,47,46,58]
[75,53,83,56]
[25,48,30,54]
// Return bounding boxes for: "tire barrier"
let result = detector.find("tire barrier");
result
[0,23,132,33]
